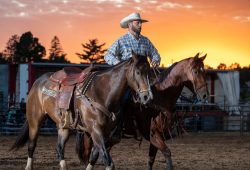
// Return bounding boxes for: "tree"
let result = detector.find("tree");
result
[48,36,70,63]
[2,34,20,63]
[228,62,241,70]
[76,39,107,64]
[217,63,227,70]
[14,31,46,63]
[204,65,213,69]
[0,52,8,63]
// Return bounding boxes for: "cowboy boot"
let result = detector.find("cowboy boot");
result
[133,118,142,141]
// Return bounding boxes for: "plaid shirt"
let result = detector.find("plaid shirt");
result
[104,32,161,65]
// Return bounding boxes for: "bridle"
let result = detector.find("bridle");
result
[128,61,152,103]
[190,66,207,100]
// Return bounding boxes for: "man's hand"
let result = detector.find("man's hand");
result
[151,60,159,68]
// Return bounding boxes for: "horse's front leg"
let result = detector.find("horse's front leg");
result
[56,128,69,170]
[91,127,114,170]
[86,140,114,170]
[150,130,173,170]
[146,143,158,170]
[86,145,99,170]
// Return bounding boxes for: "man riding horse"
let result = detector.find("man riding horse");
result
[104,12,161,141]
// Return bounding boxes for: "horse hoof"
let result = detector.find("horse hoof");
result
[25,167,33,170]
[105,166,114,170]
[59,160,67,170]
[25,157,33,170]
[146,167,152,170]
[86,163,93,170]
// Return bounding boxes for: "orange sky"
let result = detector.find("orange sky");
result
[0,0,249,68]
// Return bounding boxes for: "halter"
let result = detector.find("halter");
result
[191,67,207,100]
[136,74,151,93]
[129,61,152,96]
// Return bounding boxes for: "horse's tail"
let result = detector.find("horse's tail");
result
[10,120,29,151]
[75,131,93,165]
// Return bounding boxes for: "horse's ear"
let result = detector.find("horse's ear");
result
[200,54,207,61]
[194,53,200,60]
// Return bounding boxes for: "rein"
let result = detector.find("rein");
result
[152,67,161,82]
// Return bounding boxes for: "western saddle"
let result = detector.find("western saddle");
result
[49,65,94,128]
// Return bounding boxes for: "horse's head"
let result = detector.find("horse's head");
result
[127,53,153,105]
[185,53,209,103]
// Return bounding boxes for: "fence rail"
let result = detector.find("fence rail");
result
[0,103,250,136]
[176,103,250,135]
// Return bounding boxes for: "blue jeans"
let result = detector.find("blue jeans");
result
[113,89,131,137]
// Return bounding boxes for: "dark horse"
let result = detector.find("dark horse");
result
[76,53,209,170]
[11,54,153,170]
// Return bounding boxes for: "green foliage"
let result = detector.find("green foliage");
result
[0,52,8,63]
[217,63,227,70]
[76,39,107,64]
[2,34,20,63]
[14,31,46,63]
[48,36,70,63]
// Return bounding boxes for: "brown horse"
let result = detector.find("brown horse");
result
[10,54,153,170]
[77,53,209,170]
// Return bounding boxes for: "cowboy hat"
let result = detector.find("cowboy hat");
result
[120,12,148,28]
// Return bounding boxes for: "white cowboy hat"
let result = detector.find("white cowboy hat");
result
[120,12,148,28]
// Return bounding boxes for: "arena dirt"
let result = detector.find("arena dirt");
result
[0,133,250,170]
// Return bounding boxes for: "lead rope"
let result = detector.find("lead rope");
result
[152,67,161,83]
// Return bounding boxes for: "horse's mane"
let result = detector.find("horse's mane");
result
[158,62,178,83]
[93,58,131,76]
[158,56,200,83]
[100,55,148,73]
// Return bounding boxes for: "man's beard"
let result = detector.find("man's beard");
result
[132,24,141,35]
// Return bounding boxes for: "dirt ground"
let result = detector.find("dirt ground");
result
[0,132,250,170]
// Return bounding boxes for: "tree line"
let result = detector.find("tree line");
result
[0,31,106,64]
[0,31,249,70]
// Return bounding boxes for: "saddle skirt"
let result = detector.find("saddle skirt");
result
[45,65,94,110]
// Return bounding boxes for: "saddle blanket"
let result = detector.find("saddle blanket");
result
[42,87,57,98]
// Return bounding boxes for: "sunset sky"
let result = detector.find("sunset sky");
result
[0,0,249,68]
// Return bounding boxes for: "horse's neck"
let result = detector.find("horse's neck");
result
[156,62,188,91]
[154,62,188,107]
[88,65,128,110]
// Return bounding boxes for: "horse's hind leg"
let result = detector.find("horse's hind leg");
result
[56,128,69,170]
[26,113,45,170]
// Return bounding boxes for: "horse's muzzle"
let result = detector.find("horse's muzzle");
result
[137,89,153,105]
[196,89,209,104]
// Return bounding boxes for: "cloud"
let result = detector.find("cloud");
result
[3,0,249,21]
[156,2,193,11]
[12,0,27,8]
[0,0,194,20]
[0,0,129,18]
[233,16,250,22]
